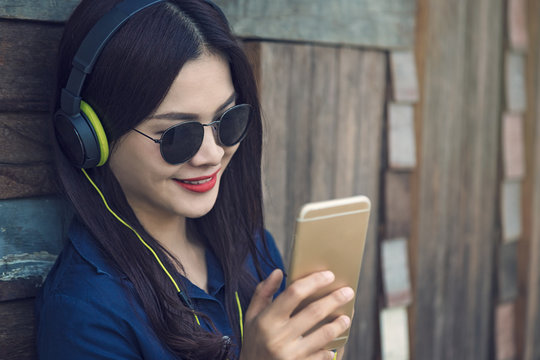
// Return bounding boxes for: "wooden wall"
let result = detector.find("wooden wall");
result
[244,42,386,359]
[412,0,503,358]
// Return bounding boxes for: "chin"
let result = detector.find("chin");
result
[178,197,218,219]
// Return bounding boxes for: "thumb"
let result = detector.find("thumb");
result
[245,269,283,322]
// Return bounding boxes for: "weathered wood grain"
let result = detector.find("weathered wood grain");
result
[0,197,68,301]
[255,42,386,360]
[0,113,52,164]
[0,164,56,199]
[412,0,503,359]
[496,302,517,360]
[390,51,419,103]
[502,112,526,180]
[381,238,412,307]
[0,298,36,360]
[388,103,416,169]
[508,0,528,51]
[308,46,339,202]
[0,0,416,48]
[522,1,540,358]
[0,20,62,112]
[385,172,412,238]
[501,180,522,242]
[218,0,416,49]
[334,48,362,199]
[498,241,518,302]
[0,0,78,22]
[342,50,385,360]
[259,42,292,255]
[505,52,527,113]
[380,306,410,360]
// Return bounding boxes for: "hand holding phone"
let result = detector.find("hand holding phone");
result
[287,195,371,350]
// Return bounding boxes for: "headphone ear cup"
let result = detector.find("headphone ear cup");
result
[80,101,109,167]
[54,101,109,168]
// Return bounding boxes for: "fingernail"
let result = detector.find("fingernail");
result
[341,287,354,300]
[342,315,351,327]
[321,271,335,281]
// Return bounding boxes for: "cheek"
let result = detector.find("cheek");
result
[222,144,239,167]
[109,134,165,183]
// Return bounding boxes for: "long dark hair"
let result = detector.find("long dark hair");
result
[52,1,267,358]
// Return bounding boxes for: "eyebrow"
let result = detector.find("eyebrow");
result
[152,92,237,121]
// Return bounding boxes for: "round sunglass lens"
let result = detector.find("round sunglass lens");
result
[161,123,204,164]
[219,104,251,146]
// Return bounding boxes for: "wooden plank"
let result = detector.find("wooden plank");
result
[381,238,412,307]
[0,113,51,164]
[496,302,517,360]
[0,20,63,112]
[388,103,417,169]
[508,0,528,51]
[502,112,526,180]
[384,172,412,238]
[522,0,540,358]
[501,180,522,242]
[412,0,504,359]
[260,42,293,255]
[0,197,67,301]
[498,241,518,302]
[344,50,386,360]
[0,164,56,199]
[380,306,410,360]
[308,46,339,202]
[505,52,527,113]
[390,51,420,103]
[334,48,362,199]
[0,0,78,22]
[218,0,416,49]
[0,0,416,48]
[0,298,36,360]
[284,44,313,260]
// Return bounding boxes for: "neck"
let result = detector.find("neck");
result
[130,207,209,292]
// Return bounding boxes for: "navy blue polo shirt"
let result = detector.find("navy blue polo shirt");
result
[35,220,285,359]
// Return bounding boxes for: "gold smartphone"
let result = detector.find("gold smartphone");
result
[286,195,371,350]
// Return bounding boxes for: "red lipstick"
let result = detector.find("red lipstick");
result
[174,168,221,193]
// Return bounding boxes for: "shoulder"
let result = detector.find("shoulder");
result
[35,243,140,359]
[35,222,175,360]
[244,229,286,292]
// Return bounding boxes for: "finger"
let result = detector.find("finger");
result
[300,315,351,353]
[304,350,336,360]
[289,286,354,335]
[269,271,336,318]
[244,269,283,322]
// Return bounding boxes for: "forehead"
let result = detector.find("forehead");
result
[155,53,234,115]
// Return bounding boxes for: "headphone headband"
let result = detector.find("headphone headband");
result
[61,0,164,116]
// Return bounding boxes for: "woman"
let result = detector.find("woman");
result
[35,0,354,359]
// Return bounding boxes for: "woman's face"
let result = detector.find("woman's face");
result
[109,53,239,225]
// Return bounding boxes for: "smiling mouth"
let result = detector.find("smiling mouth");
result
[174,169,221,193]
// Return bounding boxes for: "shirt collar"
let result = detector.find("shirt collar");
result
[68,219,227,297]
[68,219,124,278]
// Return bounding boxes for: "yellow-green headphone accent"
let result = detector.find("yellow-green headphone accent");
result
[80,101,109,166]
[235,292,243,343]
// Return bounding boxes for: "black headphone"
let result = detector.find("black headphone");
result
[54,0,230,169]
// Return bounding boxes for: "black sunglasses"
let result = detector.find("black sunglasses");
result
[134,104,252,165]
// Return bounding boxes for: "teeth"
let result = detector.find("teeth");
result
[181,178,211,185]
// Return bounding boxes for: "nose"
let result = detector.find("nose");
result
[188,125,224,167]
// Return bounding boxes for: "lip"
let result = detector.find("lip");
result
[173,168,221,193]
